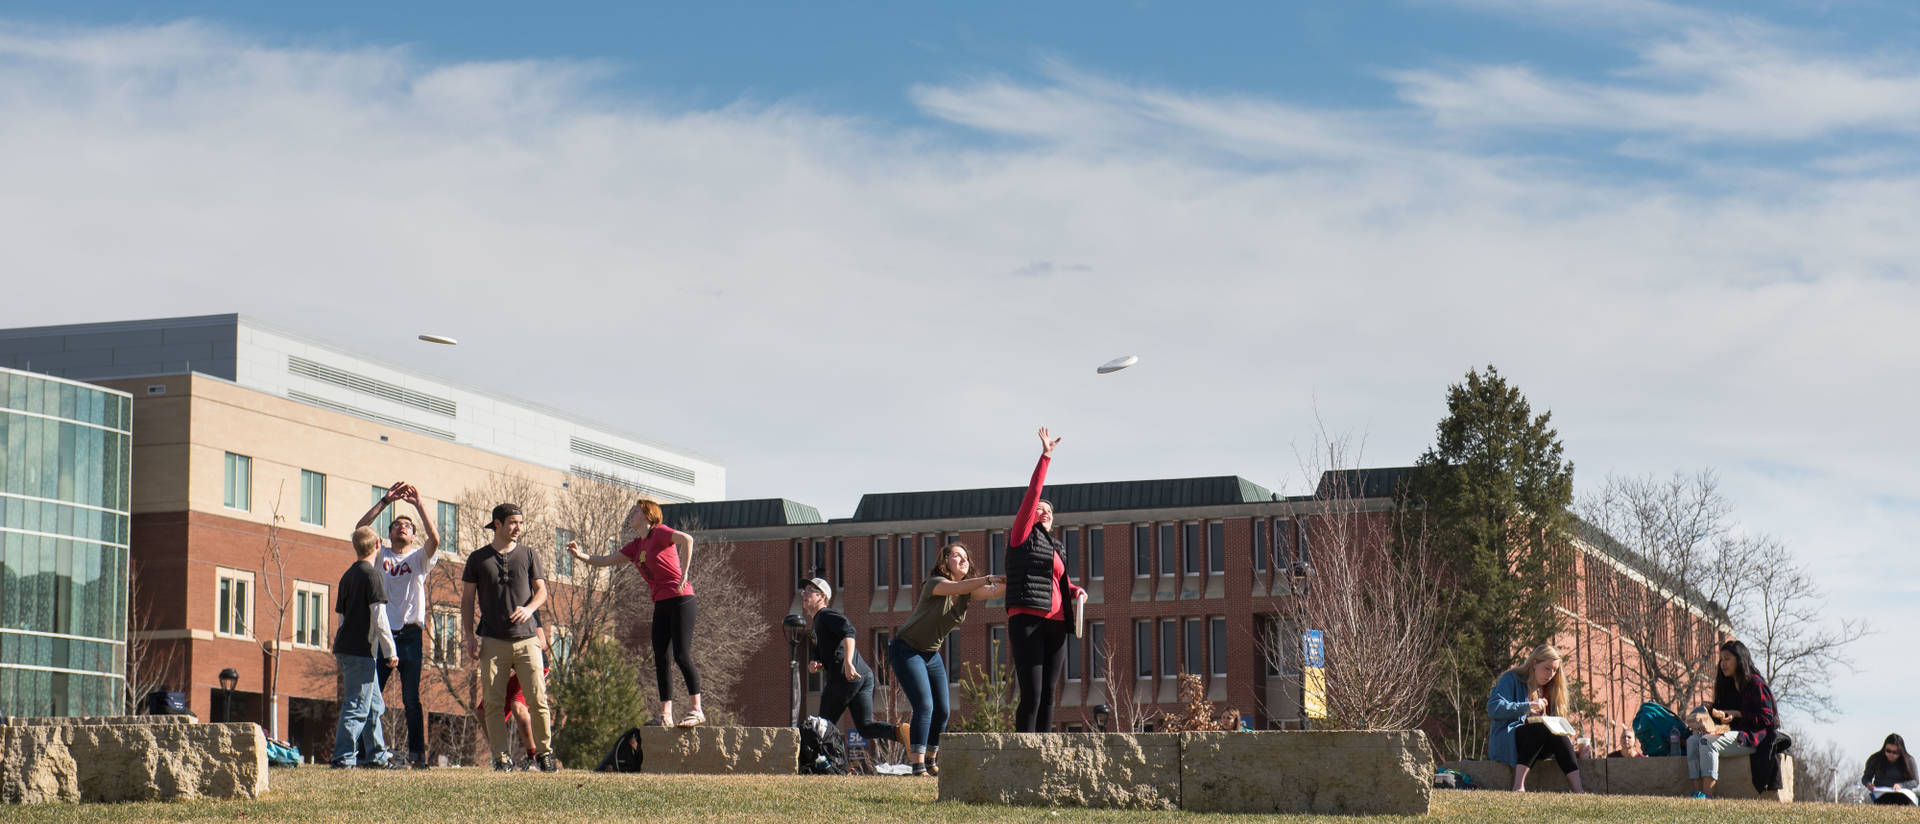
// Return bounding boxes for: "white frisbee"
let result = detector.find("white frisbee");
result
[418,334,458,345]
[1096,355,1138,374]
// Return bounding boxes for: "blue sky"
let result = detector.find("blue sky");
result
[3,0,1917,785]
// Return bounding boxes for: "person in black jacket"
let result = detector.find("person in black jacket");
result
[802,577,910,753]
[1864,734,1919,805]
[1003,427,1085,733]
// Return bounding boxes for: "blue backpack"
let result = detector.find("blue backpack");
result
[1632,701,1686,756]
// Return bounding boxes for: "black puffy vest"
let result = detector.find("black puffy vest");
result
[1005,526,1063,612]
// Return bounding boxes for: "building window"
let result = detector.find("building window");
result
[989,532,1005,576]
[835,539,846,593]
[942,630,958,674]
[1185,618,1204,677]
[1276,520,1295,567]
[438,501,460,556]
[1133,525,1151,577]
[812,539,828,581]
[1210,616,1227,678]
[1297,520,1311,567]
[1207,522,1225,574]
[555,528,575,578]
[216,568,253,639]
[292,581,328,649]
[1253,518,1270,572]
[921,535,937,580]
[222,452,251,511]
[873,536,890,590]
[792,540,805,589]
[1133,620,1153,678]
[1159,619,1177,677]
[299,470,325,526]
[897,536,913,588]
[1088,527,1104,580]
[1063,528,1080,581]
[370,485,393,534]
[1066,632,1083,682]
[1090,622,1107,681]
[1158,524,1176,576]
[1183,523,1200,574]
[432,608,462,666]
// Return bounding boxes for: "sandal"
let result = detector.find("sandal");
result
[678,709,706,727]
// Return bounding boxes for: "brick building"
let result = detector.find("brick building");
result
[665,469,1729,743]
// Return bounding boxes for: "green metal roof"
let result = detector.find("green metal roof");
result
[848,475,1277,523]
[660,498,823,531]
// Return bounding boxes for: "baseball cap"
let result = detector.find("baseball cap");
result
[804,577,832,601]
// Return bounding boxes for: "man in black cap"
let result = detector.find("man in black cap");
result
[460,503,556,772]
[801,577,910,758]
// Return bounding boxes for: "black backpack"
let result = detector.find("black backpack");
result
[595,727,645,773]
[798,716,847,775]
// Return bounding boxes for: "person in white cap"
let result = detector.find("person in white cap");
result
[801,577,910,758]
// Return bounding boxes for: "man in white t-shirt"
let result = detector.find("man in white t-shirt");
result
[356,481,441,769]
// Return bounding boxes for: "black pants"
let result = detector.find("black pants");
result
[652,596,701,701]
[817,671,897,744]
[1514,722,1579,773]
[1009,613,1068,733]
[375,624,426,762]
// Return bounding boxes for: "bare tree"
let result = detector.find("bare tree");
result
[1093,640,1150,732]
[1745,539,1870,720]
[1580,471,1869,720]
[123,562,185,715]
[257,483,292,739]
[1264,431,1447,732]
[1787,729,1855,804]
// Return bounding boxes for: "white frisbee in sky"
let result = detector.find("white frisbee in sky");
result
[1096,355,1138,374]
[418,334,458,345]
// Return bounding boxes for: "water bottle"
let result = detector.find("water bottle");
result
[1667,729,1682,756]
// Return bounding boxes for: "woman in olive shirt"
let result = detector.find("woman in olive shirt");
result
[887,543,1005,776]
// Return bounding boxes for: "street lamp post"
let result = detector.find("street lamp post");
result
[1093,703,1111,733]
[783,613,809,727]
[218,668,240,723]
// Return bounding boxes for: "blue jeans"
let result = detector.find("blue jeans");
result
[1686,731,1754,780]
[377,624,426,763]
[332,654,387,767]
[887,638,949,754]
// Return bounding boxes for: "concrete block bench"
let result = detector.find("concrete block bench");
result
[1442,755,1793,800]
[1,717,267,804]
[939,730,1432,815]
[639,726,800,774]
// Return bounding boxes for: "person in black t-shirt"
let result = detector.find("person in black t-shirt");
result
[331,526,398,768]
[460,503,556,772]
[801,577,909,757]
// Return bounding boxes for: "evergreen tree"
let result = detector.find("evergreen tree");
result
[549,638,646,768]
[1407,365,1574,750]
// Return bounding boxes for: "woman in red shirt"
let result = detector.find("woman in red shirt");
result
[1002,427,1084,733]
[568,498,706,726]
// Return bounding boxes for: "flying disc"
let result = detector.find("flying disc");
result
[418,334,458,345]
[1096,355,1138,374]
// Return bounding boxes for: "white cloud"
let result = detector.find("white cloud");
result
[0,16,1914,758]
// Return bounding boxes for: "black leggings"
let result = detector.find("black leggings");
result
[818,670,897,744]
[1010,613,1068,733]
[652,595,701,701]
[1514,722,1579,773]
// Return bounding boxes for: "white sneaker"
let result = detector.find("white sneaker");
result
[678,709,706,727]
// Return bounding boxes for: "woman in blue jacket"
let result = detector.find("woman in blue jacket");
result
[1487,645,1586,793]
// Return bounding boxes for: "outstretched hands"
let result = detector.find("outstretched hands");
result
[1037,426,1062,457]
[565,539,589,561]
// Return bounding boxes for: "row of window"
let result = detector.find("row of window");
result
[221,453,461,550]
[788,521,1312,598]
[215,567,564,669]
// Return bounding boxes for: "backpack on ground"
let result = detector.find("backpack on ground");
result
[1633,701,1687,756]
[595,727,645,773]
[265,739,301,767]
[798,716,847,775]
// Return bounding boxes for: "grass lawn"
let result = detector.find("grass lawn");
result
[5,769,1908,823]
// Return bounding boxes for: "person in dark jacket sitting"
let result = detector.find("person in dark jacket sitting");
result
[1864,733,1919,805]
[1002,427,1085,733]
[1685,639,1779,799]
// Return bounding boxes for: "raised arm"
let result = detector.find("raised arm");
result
[1009,427,1061,545]
[356,481,405,530]
[402,485,441,559]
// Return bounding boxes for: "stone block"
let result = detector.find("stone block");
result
[639,726,799,775]
[1181,730,1432,816]
[1442,755,1792,801]
[937,733,1181,810]
[1445,758,1600,793]
[2,720,267,804]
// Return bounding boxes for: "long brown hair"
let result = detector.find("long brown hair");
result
[928,542,975,581]
[1507,645,1569,716]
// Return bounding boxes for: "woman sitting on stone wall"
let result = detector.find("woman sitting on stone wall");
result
[1486,645,1586,793]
